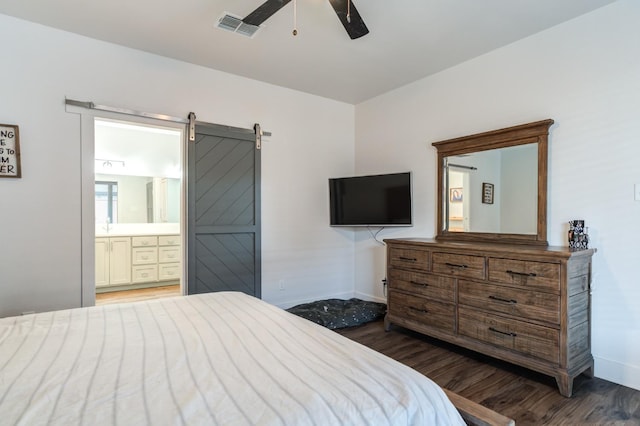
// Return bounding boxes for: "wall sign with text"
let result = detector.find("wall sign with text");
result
[0,124,21,178]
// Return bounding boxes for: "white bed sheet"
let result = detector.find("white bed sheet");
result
[0,291,464,425]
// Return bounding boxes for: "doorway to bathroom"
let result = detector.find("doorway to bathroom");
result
[93,118,184,304]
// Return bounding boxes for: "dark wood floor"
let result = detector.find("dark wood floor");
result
[337,320,640,426]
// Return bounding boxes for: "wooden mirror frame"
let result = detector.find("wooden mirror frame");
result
[432,119,554,246]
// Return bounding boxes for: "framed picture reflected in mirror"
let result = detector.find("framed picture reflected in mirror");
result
[482,182,494,204]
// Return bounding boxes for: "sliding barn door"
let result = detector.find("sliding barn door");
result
[187,124,261,297]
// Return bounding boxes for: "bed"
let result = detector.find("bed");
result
[0,291,499,425]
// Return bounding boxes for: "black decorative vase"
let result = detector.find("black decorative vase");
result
[568,220,589,250]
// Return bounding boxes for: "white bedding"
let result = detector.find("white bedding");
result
[0,292,464,425]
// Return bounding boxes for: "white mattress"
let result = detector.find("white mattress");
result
[0,292,464,425]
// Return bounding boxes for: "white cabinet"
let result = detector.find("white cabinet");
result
[110,237,132,285]
[158,235,181,282]
[95,238,110,287]
[153,177,168,223]
[132,236,158,284]
[132,264,158,283]
[95,237,132,287]
[96,234,180,289]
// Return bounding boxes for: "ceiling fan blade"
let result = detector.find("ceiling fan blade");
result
[327,0,369,39]
[243,0,292,26]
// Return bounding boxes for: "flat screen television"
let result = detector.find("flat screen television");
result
[329,172,412,226]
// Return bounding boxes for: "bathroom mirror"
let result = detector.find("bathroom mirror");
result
[432,119,553,245]
[95,174,180,224]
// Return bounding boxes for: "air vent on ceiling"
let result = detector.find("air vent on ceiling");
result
[216,13,261,38]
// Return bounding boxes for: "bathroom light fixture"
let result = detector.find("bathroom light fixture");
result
[95,159,125,168]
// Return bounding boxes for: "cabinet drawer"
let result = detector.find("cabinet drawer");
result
[159,235,180,246]
[432,252,485,280]
[159,263,181,281]
[389,247,429,271]
[488,258,560,294]
[458,307,559,363]
[459,280,560,325]
[132,236,158,247]
[132,247,158,264]
[388,291,455,333]
[159,246,181,263]
[389,269,454,302]
[132,265,158,283]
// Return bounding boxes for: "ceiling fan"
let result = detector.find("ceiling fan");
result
[242,0,369,40]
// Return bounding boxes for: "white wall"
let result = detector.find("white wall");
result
[0,14,355,316]
[354,0,640,391]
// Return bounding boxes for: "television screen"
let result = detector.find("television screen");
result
[329,172,412,226]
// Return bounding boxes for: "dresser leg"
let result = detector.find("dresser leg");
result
[583,362,595,379]
[555,373,573,397]
[384,315,392,332]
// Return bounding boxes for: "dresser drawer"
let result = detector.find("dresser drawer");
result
[389,269,454,302]
[132,247,158,265]
[488,258,560,294]
[458,307,559,363]
[131,236,158,247]
[389,247,429,271]
[389,291,455,333]
[432,252,485,280]
[459,280,560,325]
[132,265,158,283]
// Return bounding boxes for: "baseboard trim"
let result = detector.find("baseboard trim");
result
[595,356,640,392]
[354,291,386,304]
[273,291,354,310]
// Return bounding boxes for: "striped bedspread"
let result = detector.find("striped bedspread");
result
[0,292,464,425]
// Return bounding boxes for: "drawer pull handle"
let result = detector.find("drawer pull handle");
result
[445,262,467,269]
[506,270,537,277]
[489,327,517,337]
[488,295,517,305]
[399,256,417,262]
[409,307,428,314]
[410,280,429,287]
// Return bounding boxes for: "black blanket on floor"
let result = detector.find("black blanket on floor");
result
[286,298,387,329]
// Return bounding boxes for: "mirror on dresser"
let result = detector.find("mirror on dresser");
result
[432,119,554,245]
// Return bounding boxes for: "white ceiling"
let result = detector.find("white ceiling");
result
[0,0,615,104]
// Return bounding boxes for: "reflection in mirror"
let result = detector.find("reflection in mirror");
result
[95,174,180,224]
[95,180,119,224]
[432,119,553,245]
[445,143,538,234]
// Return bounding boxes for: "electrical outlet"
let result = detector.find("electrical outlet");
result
[278,280,285,291]
[635,183,640,201]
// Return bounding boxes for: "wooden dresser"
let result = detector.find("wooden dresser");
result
[384,238,595,397]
